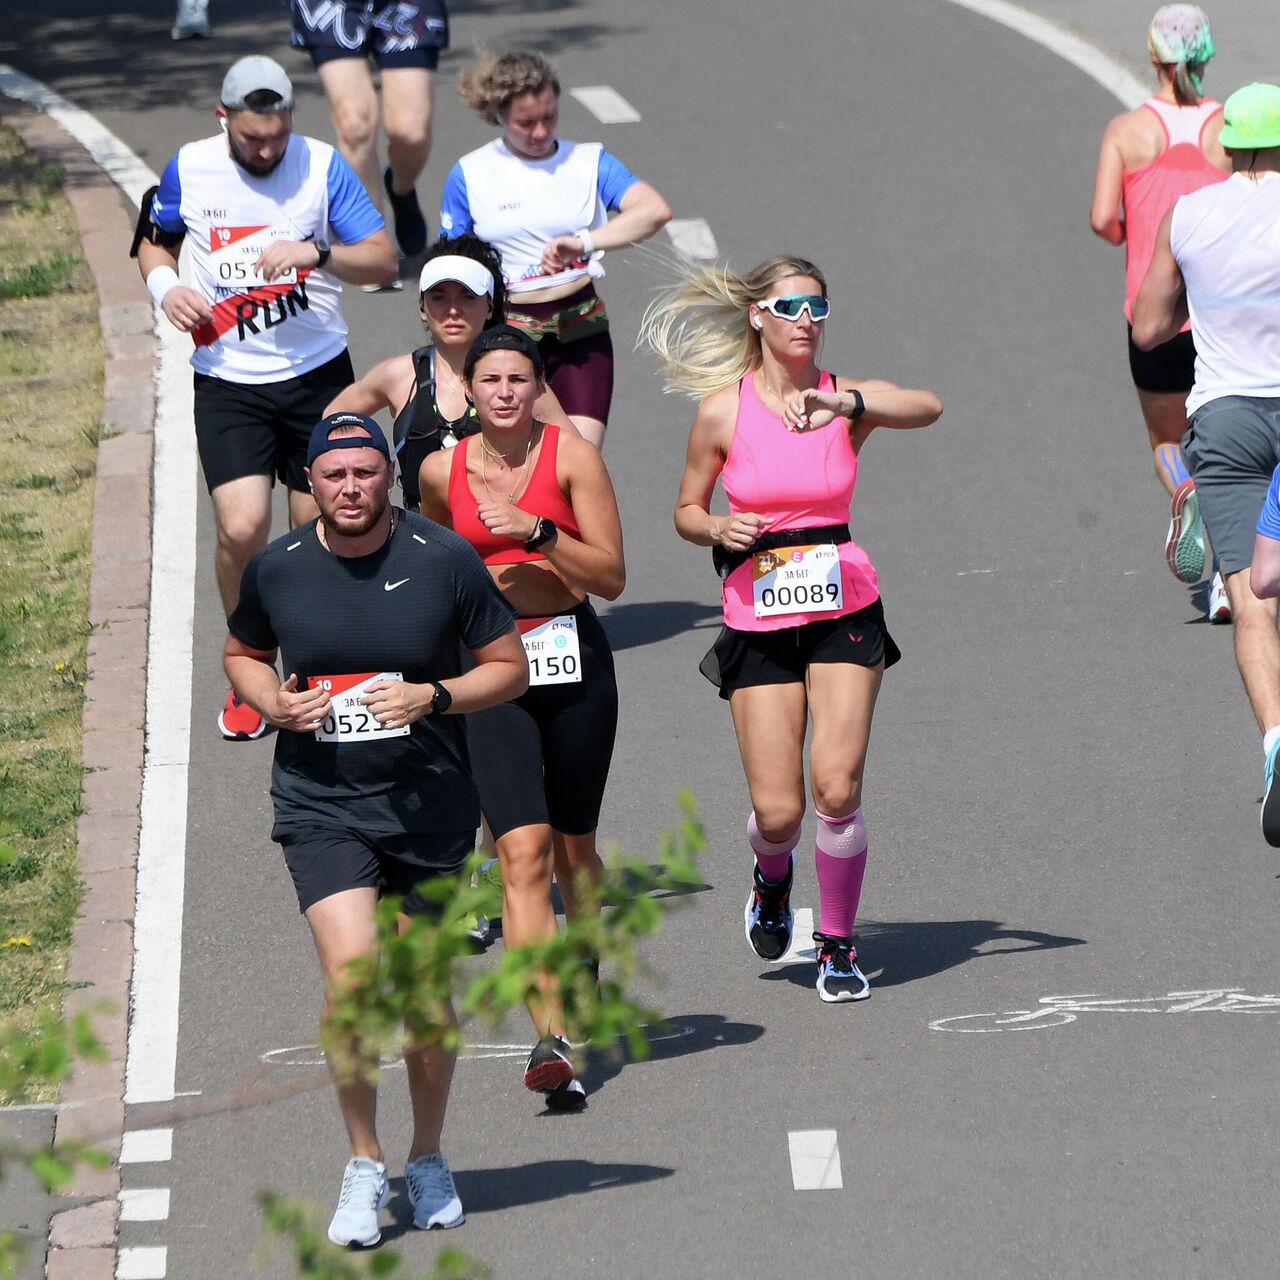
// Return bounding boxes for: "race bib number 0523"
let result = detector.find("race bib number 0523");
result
[310,672,409,743]
[752,543,843,618]
[518,616,582,685]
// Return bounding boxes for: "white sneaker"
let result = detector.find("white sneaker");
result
[171,0,210,39]
[405,1152,464,1230]
[360,280,404,293]
[1207,570,1232,624]
[327,1157,388,1247]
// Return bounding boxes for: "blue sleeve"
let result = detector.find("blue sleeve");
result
[597,149,640,211]
[1258,467,1280,540]
[325,151,385,244]
[150,155,186,232]
[439,164,473,238]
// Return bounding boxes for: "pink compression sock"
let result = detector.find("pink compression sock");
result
[814,808,868,938]
[747,811,798,883]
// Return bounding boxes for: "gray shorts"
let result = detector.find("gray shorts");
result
[1182,395,1280,575]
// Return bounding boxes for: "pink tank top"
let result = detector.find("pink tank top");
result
[719,371,879,632]
[1122,97,1225,325]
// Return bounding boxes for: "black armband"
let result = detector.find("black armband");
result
[129,185,186,259]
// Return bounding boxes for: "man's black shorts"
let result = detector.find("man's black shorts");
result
[193,349,354,493]
[291,0,449,70]
[276,824,474,915]
[1127,324,1196,396]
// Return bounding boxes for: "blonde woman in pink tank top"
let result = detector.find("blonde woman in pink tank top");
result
[641,256,941,1004]
[1089,5,1229,614]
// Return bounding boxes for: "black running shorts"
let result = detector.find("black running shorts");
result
[291,0,448,70]
[193,349,354,493]
[1127,324,1196,396]
[276,824,474,915]
[700,597,901,701]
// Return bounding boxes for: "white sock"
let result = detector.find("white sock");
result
[1263,726,1280,758]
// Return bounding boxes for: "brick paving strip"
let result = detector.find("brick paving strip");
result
[0,100,156,1280]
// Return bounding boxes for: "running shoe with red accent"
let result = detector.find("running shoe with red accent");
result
[744,853,794,960]
[1207,570,1232,624]
[1165,478,1206,584]
[814,933,870,1003]
[523,1034,578,1095]
[218,687,269,741]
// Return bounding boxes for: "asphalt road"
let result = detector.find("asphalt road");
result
[5,1,1280,1276]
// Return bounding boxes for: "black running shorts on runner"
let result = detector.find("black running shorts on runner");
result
[276,824,474,916]
[291,0,448,69]
[1127,324,1196,396]
[193,350,354,493]
[700,597,901,701]
[1181,395,1280,575]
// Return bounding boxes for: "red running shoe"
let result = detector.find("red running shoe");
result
[217,687,268,741]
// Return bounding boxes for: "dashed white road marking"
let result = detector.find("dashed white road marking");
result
[569,86,641,123]
[118,1188,171,1223]
[666,218,719,261]
[788,1130,843,1190]
[120,1129,173,1165]
[938,0,1147,109]
[773,907,818,963]
[117,1246,168,1279]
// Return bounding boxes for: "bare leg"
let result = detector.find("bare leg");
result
[551,831,603,921]
[1224,570,1280,731]
[1136,388,1190,497]
[305,888,382,1161]
[570,415,606,450]
[209,475,273,615]
[399,913,457,1161]
[288,486,320,528]
[494,823,563,1037]
[805,662,884,816]
[318,59,383,211]
[380,67,434,195]
[728,682,810,842]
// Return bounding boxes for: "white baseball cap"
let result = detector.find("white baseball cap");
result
[220,56,294,111]
[418,255,495,298]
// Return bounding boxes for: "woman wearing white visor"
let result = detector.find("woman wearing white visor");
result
[326,234,569,509]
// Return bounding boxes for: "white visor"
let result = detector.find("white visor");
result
[418,255,495,298]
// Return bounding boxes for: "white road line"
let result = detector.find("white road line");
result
[665,218,720,261]
[788,1129,843,1190]
[117,1246,168,1280]
[938,0,1147,108]
[120,1129,173,1164]
[569,85,641,123]
[118,1188,171,1222]
[773,907,817,963]
[0,64,197,1109]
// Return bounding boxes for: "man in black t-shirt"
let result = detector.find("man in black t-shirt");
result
[225,411,524,1246]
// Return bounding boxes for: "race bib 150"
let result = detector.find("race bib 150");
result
[309,672,409,743]
[518,616,582,685]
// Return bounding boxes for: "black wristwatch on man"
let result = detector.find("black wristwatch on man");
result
[427,680,452,716]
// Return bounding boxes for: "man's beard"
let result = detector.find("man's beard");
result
[228,133,286,177]
[322,489,388,540]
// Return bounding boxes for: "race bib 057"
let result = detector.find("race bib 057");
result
[210,224,297,288]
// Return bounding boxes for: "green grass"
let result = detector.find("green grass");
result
[0,122,102,1102]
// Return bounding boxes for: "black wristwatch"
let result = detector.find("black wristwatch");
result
[845,387,865,420]
[313,239,331,269]
[428,680,452,716]
[525,517,558,552]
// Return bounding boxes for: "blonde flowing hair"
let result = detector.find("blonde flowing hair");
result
[638,256,828,400]
[457,50,560,125]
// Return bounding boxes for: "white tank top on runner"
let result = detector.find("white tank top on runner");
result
[1171,171,1280,414]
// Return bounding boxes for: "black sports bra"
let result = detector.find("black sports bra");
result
[392,345,480,510]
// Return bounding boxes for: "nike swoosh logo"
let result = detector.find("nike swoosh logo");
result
[384,578,410,592]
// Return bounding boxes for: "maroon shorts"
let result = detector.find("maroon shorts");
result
[506,284,614,423]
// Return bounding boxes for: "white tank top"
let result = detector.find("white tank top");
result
[173,135,350,383]
[1171,171,1280,414]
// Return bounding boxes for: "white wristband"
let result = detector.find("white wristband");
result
[146,265,181,308]
[576,227,596,257]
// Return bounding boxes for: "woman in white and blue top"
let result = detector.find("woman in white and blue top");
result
[440,51,671,446]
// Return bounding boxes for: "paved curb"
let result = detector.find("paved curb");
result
[0,101,155,1275]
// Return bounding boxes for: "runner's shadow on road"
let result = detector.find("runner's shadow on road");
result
[383,1158,673,1225]
[599,600,723,652]
[757,918,1085,991]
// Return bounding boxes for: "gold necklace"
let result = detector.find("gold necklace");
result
[479,432,534,502]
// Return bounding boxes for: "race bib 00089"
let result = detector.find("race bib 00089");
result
[310,672,409,743]
[752,544,843,619]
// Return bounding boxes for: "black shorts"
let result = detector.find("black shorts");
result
[193,349,354,493]
[464,602,618,839]
[699,597,901,700]
[276,824,474,915]
[291,0,448,70]
[1127,324,1196,395]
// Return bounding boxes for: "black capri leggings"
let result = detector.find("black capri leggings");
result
[465,601,618,839]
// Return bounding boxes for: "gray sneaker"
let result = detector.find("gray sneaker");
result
[405,1152,464,1230]
[327,1157,389,1247]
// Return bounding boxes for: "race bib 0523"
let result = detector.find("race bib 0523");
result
[310,672,409,743]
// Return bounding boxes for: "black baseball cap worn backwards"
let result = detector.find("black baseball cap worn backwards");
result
[306,413,393,467]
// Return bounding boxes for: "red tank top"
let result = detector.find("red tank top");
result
[446,423,581,565]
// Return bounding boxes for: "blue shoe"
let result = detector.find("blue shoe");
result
[1165,479,1206,584]
[744,853,794,960]
[1263,741,1280,847]
[405,1152,464,1230]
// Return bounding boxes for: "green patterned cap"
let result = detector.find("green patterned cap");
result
[1219,84,1280,150]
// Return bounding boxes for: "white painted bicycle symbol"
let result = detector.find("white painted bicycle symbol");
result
[929,988,1280,1033]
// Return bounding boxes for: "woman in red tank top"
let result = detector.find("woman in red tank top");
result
[419,325,624,1109]
[1089,5,1229,615]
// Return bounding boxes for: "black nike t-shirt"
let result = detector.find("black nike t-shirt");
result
[228,511,516,839]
